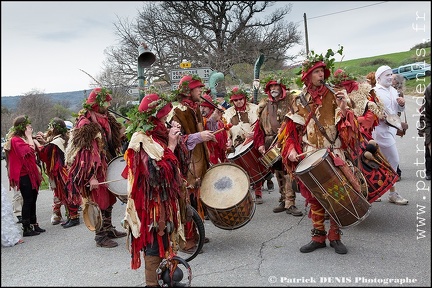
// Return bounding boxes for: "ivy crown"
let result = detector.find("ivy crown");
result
[124,87,176,141]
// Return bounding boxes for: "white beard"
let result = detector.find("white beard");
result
[270,90,280,98]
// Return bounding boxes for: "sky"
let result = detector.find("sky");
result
[1,1,431,96]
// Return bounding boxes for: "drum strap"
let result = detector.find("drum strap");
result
[299,93,335,146]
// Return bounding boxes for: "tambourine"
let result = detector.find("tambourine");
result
[82,198,102,231]
[385,113,403,130]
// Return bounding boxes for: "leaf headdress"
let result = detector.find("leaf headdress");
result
[124,87,176,141]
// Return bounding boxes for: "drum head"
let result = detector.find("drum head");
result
[200,163,250,209]
[106,156,128,196]
[83,201,102,231]
[295,149,328,174]
[227,140,253,159]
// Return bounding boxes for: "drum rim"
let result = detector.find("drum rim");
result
[295,148,328,174]
[227,140,254,159]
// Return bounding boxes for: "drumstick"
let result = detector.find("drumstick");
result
[86,178,126,187]
[212,123,233,135]
[296,150,313,158]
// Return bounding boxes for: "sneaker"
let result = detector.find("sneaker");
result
[255,196,263,204]
[388,194,408,205]
[267,180,274,191]
[286,205,303,216]
[272,202,287,213]
[330,240,348,254]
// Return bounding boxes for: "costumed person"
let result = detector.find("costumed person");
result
[253,76,303,216]
[372,66,408,205]
[224,86,266,204]
[3,115,44,237]
[278,47,360,254]
[200,90,229,164]
[331,69,397,203]
[122,92,189,287]
[2,184,24,247]
[65,87,127,248]
[168,74,216,253]
[35,117,81,227]
[391,73,406,179]
[419,83,431,180]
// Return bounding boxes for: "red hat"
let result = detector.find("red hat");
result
[85,87,112,110]
[228,86,247,101]
[264,80,287,99]
[301,61,331,82]
[200,91,216,110]
[178,74,205,94]
[139,93,173,119]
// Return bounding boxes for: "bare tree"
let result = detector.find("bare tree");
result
[14,90,56,133]
[104,1,302,87]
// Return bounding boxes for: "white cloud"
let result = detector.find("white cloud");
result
[1,1,430,96]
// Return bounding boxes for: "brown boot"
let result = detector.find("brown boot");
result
[144,255,162,287]
[95,236,118,248]
[107,227,127,238]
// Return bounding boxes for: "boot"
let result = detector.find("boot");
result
[103,206,127,238]
[106,227,127,238]
[63,218,80,228]
[300,240,326,253]
[32,223,46,233]
[144,255,162,287]
[330,240,348,254]
[22,221,40,237]
[95,235,118,248]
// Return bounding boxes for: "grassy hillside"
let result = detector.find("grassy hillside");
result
[336,47,431,96]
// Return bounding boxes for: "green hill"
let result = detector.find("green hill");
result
[334,47,431,96]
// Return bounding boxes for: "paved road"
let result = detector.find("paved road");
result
[1,96,430,287]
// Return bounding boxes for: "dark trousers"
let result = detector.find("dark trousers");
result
[426,145,431,177]
[19,175,38,224]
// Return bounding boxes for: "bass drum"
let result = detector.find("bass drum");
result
[295,149,371,228]
[200,163,256,230]
[106,156,128,204]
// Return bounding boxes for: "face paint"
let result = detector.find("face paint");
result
[377,69,392,88]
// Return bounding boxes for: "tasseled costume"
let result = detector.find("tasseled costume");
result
[65,111,122,209]
[125,120,184,270]
[38,136,68,204]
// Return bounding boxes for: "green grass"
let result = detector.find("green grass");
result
[336,47,431,96]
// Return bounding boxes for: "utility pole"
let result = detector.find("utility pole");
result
[303,13,309,55]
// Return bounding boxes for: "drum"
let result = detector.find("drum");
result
[200,163,256,230]
[227,140,270,184]
[260,145,281,169]
[294,149,371,228]
[106,156,128,204]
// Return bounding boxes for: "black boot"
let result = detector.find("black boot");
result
[22,221,40,237]
[330,240,348,254]
[300,229,327,253]
[61,218,71,226]
[300,240,326,253]
[32,223,46,233]
[63,218,80,228]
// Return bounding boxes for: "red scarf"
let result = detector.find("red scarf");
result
[306,83,328,105]
[182,98,198,110]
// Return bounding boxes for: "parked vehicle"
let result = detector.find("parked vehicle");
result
[392,62,431,80]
